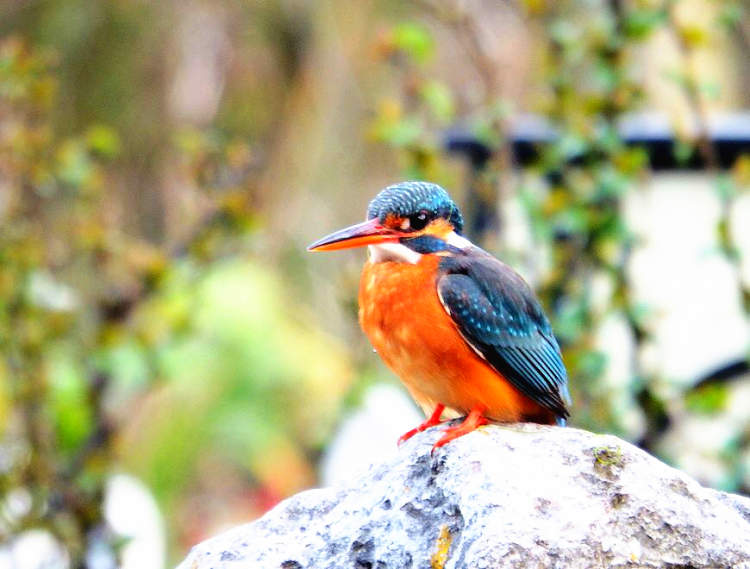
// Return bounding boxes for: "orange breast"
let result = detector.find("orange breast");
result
[359,256,550,422]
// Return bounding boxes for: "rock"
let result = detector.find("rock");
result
[178,424,750,569]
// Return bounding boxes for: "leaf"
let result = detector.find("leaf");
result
[717,3,743,28]
[391,22,434,64]
[85,125,121,158]
[699,81,720,101]
[685,383,729,415]
[49,353,93,452]
[578,350,608,379]
[420,80,455,123]
[548,19,580,48]
[369,104,423,147]
[55,139,95,189]
[0,361,10,437]
[678,24,709,47]
[673,139,695,164]
[715,175,737,203]
[623,8,666,39]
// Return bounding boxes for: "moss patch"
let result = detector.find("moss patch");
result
[592,445,624,480]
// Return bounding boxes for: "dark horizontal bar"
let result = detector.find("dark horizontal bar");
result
[445,112,750,171]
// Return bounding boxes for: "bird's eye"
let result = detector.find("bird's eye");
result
[409,210,430,231]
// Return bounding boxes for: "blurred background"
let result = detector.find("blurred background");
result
[0,0,748,567]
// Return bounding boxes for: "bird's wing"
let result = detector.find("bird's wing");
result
[437,255,570,419]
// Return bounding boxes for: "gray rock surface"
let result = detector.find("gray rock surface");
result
[179,424,750,569]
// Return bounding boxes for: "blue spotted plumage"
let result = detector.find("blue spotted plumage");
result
[437,251,570,421]
[367,181,464,233]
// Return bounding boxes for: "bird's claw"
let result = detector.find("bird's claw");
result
[429,407,488,454]
[398,403,446,447]
[397,428,420,446]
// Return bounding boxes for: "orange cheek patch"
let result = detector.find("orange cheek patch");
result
[383,213,407,230]
[421,218,454,239]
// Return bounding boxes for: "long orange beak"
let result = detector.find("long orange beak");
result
[307,218,403,252]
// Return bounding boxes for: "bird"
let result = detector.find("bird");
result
[308,181,570,451]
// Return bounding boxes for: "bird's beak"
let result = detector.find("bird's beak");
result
[307,218,402,252]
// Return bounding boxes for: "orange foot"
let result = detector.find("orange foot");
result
[398,404,446,445]
[431,406,488,454]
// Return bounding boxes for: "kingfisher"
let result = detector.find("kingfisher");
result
[308,181,570,451]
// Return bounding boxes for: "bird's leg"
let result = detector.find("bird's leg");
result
[398,403,446,445]
[431,405,488,453]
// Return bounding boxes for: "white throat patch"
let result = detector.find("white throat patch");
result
[445,231,471,250]
[367,230,471,264]
[368,243,422,264]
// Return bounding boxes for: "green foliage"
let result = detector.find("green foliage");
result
[49,350,93,452]
[622,8,666,39]
[420,80,455,124]
[685,383,729,415]
[0,35,351,565]
[0,37,116,562]
[389,22,435,64]
[122,261,351,508]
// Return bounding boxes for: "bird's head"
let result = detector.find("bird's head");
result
[308,181,470,262]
